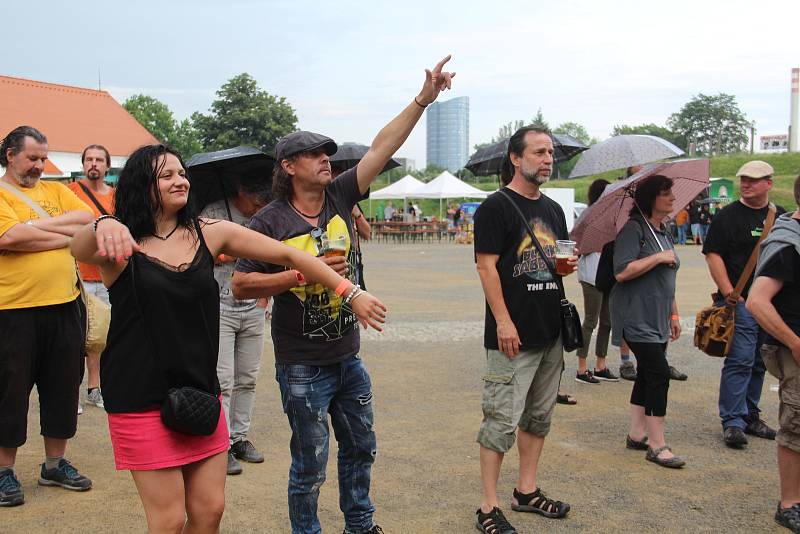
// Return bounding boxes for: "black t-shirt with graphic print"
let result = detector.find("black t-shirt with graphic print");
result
[474,187,569,351]
[756,230,800,348]
[703,201,785,298]
[236,168,364,366]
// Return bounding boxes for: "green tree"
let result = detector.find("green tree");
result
[611,123,687,150]
[123,94,177,144]
[553,121,597,145]
[192,73,298,153]
[667,93,749,155]
[530,108,550,130]
[124,94,203,158]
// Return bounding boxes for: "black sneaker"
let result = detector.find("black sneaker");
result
[575,371,600,384]
[231,439,264,463]
[38,459,92,491]
[342,526,385,534]
[745,416,777,440]
[723,427,748,449]
[593,367,619,382]
[668,365,688,381]
[227,451,243,475]
[0,468,24,507]
[775,503,800,533]
[476,507,517,534]
[619,361,637,381]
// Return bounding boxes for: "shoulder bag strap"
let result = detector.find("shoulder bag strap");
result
[727,203,777,305]
[77,182,109,216]
[497,189,566,300]
[0,180,50,219]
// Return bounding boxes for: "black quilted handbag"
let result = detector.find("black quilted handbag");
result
[161,386,221,436]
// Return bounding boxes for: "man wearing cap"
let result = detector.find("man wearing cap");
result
[232,56,455,534]
[703,160,784,448]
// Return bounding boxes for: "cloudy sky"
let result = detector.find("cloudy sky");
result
[7,0,799,164]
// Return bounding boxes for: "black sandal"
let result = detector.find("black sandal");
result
[511,488,570,518]
[475,507,517,534]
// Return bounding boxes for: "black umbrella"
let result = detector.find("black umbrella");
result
[186,146,275,216]
[330,143,401,174]
[464,134,589,176]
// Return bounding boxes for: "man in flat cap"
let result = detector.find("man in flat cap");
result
[233,56,455,534]
[703,160,784,449]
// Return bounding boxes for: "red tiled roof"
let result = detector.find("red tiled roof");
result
[43,159,62,175]
[0,75,159,156]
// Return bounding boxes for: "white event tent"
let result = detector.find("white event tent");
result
[369,175,425,219]
[413,171,489,219]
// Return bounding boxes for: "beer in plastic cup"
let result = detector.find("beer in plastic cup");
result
[324,236,348,258]
[555,240,576,276]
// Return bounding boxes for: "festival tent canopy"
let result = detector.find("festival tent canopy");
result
[370,175,425,199]
[413,171,489,199]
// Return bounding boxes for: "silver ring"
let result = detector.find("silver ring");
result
[104,235,113,240]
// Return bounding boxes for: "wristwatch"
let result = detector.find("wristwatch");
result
[25,219,34,225]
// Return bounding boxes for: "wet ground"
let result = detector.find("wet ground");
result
[8,243,784,533]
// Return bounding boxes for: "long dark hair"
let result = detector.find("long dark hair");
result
[587,179,610,206]
[500,126,551,186]
[271,155,298,201]
[629,174,673,218]
[115,144,197,242]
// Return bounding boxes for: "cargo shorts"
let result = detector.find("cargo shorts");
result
[762,344,800,454]
[476,339,564,453]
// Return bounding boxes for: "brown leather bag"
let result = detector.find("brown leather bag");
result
[694,204,776,357]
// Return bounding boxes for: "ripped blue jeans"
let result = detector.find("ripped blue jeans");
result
[275,355,377,534]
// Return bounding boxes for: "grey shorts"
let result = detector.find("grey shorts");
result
[477,339,564,453]
[762,344,800,454]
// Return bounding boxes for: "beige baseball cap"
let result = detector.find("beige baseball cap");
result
[736,160,774,179]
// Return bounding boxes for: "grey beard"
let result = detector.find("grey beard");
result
[522,168,549,186]
[15,173,40,188]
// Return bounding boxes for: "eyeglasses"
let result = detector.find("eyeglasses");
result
[310,227,327,256]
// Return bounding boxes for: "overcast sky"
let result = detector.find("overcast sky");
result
[7,0,799,164]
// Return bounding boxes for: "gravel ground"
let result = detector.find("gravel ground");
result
[7,243,785,533]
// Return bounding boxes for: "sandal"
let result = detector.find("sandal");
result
[626,435,649,450]
[645,446,685,469]
[556,393,577,405]
[475,507,517,534]
[511,487,570,518]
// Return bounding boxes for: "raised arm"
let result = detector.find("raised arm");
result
[356,55,455,194]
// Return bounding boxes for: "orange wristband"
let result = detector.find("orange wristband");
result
[670,314,679,321]
[335,279,351,296]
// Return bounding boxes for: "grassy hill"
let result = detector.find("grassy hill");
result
[363,152,800,218]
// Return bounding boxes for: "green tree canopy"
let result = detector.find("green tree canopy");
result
[530,108,550,131]
[553,121,597,146]
[192,73,298,153]
[123,94,202,158]
[611,123,687,151]
[667,93,749,155]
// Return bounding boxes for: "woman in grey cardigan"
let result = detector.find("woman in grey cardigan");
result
[611,174,685,468]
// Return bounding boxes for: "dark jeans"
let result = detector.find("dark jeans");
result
[718,300,766,429]
[275,355,377,534]
[626,339,670,417]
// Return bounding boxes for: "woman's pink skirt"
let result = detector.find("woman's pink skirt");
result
[107,403,229,471]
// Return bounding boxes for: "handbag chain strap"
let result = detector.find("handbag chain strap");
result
[726,203,777,307]
[497,189,567,302]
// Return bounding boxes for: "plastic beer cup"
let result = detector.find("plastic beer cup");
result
[555,240,576,276]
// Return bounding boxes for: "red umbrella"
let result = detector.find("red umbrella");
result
[570,159,710,254]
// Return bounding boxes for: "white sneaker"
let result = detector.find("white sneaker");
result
[87,389,104,409]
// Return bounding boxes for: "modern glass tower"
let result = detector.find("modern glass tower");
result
[426,96,469,172]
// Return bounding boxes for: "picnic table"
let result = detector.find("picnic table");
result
[371,221,454,243]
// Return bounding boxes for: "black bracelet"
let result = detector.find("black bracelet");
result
[414,97,427,109]
[93,214,121,232]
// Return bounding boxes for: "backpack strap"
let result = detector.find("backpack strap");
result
[0,180,50,219]
[77,182,109,216]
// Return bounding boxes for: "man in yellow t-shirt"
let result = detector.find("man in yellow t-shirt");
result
[0,126,94,507]
[68,144,115,411]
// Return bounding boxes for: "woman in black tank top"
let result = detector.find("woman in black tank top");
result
[71,144,387,533]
